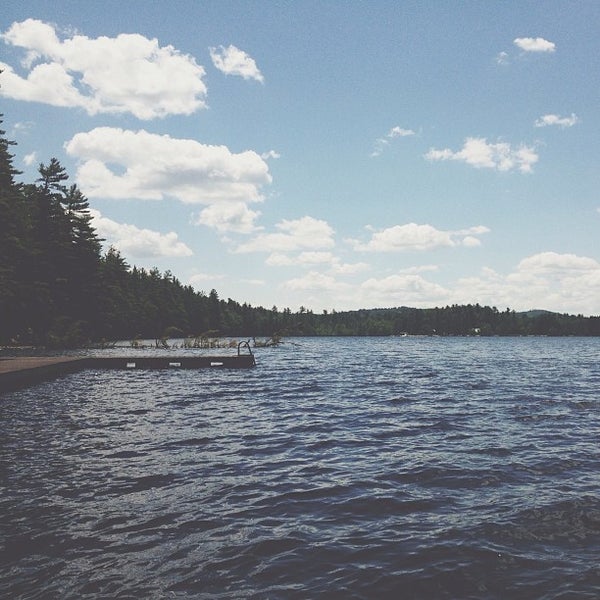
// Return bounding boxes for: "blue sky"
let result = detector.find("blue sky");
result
[2,1,599,315]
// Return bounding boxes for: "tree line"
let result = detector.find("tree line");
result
[1,115,599,347]
[292,305,600,337]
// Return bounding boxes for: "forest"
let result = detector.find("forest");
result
[1,114,599,348]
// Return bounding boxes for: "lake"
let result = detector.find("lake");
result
[1,337,599,598]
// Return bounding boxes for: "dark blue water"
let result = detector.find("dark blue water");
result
[1,337,599,599]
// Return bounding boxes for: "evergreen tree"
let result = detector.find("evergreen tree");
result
[208,289,222,331]
[60,183,102,327]
[0,114,26,341]
[97,247,136,339]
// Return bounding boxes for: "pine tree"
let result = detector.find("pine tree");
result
[61,184,103,326]
[0,114,27,341]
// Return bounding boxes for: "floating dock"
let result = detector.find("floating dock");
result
[0,350,256,394]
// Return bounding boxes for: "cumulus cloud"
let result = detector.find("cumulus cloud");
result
[65,127,271,207]
[330,261,370,275]
[453,252,600,315]
[194,202,261,234]
[516,252,598,273]
[279,270,451,311]
[329,259,370,275]
[535,113,580,128]
[266,251,336,267]
[90,209,193,258]
[270,249,600,314]
[360,274,449,307]
[352,223,489,252]
[0,19,207,119]
[399,265,439,275]
[281,271,355,306]
[371,125,416,157]
[425,137,538,173]
[236,217,371,299]
[462,236,482,248]
[513,37,556,53]
[235,216,335,253]
[266,251,369,275]
[189,272,227,290]
[209,44,264,83]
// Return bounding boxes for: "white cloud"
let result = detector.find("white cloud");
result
[400,265,439,274]
[330,261,370,275]
[235,216,335,253]
[271,251,600,315]
[90,209,193,258]
[461,236,482,247]
[284,271,337,291]
[266,251,335,267]
[388,126,416,138]
[360,274,449,307]
[189,272,227,290]
[517,252,598,273]
[194,202,261,234]
[278,269,452,312]
[535,113,580,128]
[352,223,489,252]
[265,251,369,275]
[425,137,538,173]
[0,19,207,119]
[452,252,600,314]
[513,37,556,53]
[65,127,271,206]
[2,18,60,64]
[209,44,264,83]
[371,125,415,157]
[264,253,293,267]
[376,251,600,314]
[261,150,281,160]
[23,151,36,166]
[281,271,356,308]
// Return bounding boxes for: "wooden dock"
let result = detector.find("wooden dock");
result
[0,352,256,394]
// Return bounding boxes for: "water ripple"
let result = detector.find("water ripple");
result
[1,337,599,598]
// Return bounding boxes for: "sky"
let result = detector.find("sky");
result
[1,1,599,315]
